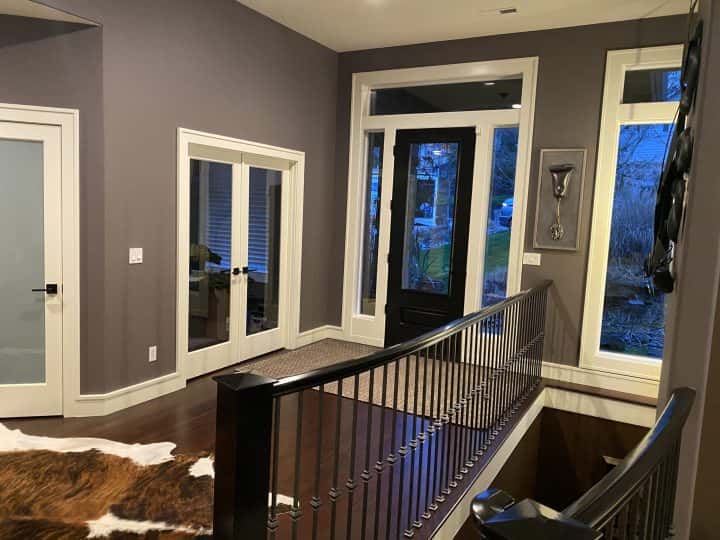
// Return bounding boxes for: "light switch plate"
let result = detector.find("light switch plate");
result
[523,252,542,266]
[129,247,143,264]
[148,345,157,363]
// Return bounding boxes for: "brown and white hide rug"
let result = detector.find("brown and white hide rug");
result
[0,424,292,539]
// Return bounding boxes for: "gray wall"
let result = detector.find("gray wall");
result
[0,14,106,393]
[333,16,687,365]
[0,0,339,392]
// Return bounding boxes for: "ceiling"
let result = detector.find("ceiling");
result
[0,0,96,25]
[237,0,688,52]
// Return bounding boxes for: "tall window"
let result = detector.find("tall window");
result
[482,126,518,307]
[580,45,682,379]
[359,132,384,315]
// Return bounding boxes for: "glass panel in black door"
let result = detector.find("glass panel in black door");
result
[385,128,475,346]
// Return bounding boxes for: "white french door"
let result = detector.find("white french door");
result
[0,121,63,417]
[184,150,290,379]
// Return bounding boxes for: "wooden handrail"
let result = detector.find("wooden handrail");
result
[272,280,553,396]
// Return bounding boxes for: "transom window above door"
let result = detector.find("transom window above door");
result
[370,78,523,115]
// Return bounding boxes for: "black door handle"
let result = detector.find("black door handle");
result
[231,267,250,276]
[232,267,241,276]
[32,283,58,295]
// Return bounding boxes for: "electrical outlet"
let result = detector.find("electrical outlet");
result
[148,345,157,363]
[523,252,542,266]
[129,247,143,264]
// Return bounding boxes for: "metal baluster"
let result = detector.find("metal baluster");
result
[424,343,439,517]
[449,333,460,489]
[441,334,453,498]
[268,397,282,538]
[470,322,482,460]
[396,355,411,539]
[385,359,401,540]
[491,313,501,440]
[640,476,654,539]
[329,378,343,540]
[290,391,304,540]
[406,349,422,537]
[434,338,447,505]
[346,374,361,539]
[456,330,468,479]
[524,295,533,394]
[500,308,510,428]
[479,318,490,453]
[311,385,325,539]
[420,347,432,529]
[373,364,389,540]
[666,442,681,538]
[538,288,548,382]
[461,327,473,473]
[617,500,630,540]
[510,302,521,411]
[360,369,376,540]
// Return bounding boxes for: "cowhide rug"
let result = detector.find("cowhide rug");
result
[0,424,292,539]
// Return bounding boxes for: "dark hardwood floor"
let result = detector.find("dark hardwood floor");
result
[4,363,544,540]
[4,366,233,454]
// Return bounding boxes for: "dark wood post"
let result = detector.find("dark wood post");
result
[213,372,277,540]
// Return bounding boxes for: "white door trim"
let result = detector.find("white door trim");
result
[0,103,80,417]
[341,57,539,346]
[176,128,305,382]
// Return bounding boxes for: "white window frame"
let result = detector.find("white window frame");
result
[342,58,539,347]
[580,45,683,380]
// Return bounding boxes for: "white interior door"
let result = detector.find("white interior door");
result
[0,121,63,417]
[237,157,289,359]
[185,151,289,379]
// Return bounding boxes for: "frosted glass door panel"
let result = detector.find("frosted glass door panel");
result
[0,139,45,384]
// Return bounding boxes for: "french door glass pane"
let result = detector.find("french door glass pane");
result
[600,123,672,359]
[188,159,232,352]
[482,126,518,307]
[247,167,282,335]
[0,139,45,383]
[401,142,460,294]
[360,132,384,315]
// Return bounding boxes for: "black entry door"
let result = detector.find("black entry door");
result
[385,127,476,346]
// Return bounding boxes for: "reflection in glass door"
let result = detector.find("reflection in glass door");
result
[385,127,476,346]
[188,159,233,352]
[246,167,282,336]
[240,163,285,358]
[186,153,287,376]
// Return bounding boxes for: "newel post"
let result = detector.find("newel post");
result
[213,373,277,540]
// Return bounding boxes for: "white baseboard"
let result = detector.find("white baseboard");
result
[290,324,376,348]
[65,372,186,417]
[542,361,659,399]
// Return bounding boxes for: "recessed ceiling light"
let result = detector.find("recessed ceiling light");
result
[484,81,496,86]
[499,7,518,15]
[512,103,522,109]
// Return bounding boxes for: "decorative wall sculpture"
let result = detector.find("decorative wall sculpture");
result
[533,148,587,251]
